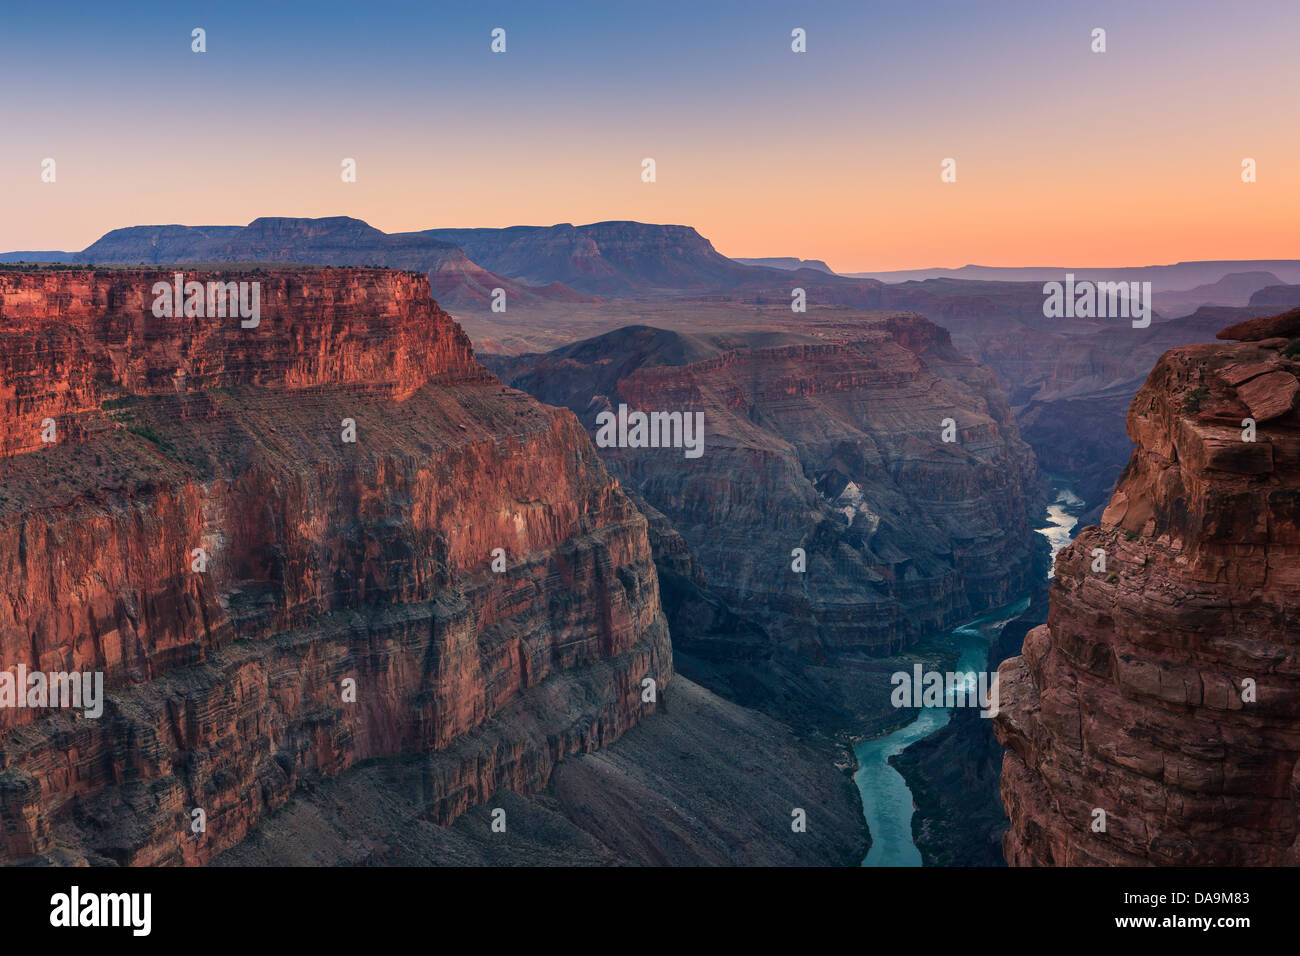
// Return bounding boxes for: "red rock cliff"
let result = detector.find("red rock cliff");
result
[0,267,671,865]
[0,268,483,458]
[995,309,1300,865]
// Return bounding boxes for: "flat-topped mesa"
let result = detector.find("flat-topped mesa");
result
[0,267,485,458]
[995,310,1300,866]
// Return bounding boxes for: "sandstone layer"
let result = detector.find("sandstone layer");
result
[995,314,1300,865]
[0,267,671,865]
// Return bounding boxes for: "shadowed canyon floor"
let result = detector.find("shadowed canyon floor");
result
[215,678,867,866]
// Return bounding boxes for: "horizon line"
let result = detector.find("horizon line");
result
[6,214,1300,276]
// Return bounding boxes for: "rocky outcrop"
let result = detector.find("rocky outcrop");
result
[0,267,671,865]
[0,267,482,458]
[995,312,1300,865]
[1217,304,1300,342]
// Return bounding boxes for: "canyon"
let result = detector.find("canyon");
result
[12,215,1297,525]
[488,317,1045,732]
[0,266,869,866]
[995,307,1300,865]
[6,222,1295,868]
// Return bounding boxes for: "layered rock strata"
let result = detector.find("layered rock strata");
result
[995,311,1300,865]
[493,319,1041,658]
[489,319,1042,733]
[0,268,671,865]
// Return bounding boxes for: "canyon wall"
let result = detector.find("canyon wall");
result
[995,308,1300,865]
[0,267,672,865]
[491,318,1042,730]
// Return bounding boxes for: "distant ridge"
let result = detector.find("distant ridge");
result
[0,250,75,263]
[1151,271,1282,317]
[847,260,1300,291]
[1,216,892,306]
[7,216,1298,315]
[420,221,777,295]
[732,256,835,275]
[0,217,590,308]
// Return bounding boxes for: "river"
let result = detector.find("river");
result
[1038,484,1085,577]
[853,484,1085,866]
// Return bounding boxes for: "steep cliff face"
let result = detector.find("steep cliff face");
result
[0,267,671,865]
[491,318,1041,728]
[0,268,481,458]
[995,310,1300,865]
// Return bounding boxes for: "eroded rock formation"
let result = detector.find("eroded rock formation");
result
[491,318,1042,729]
[0,267,671,865]
[995,312,1300,865]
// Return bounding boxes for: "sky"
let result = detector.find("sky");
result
[3,0,1298,271]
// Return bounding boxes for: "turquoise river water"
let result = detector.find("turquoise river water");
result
[853,485,1083,866]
